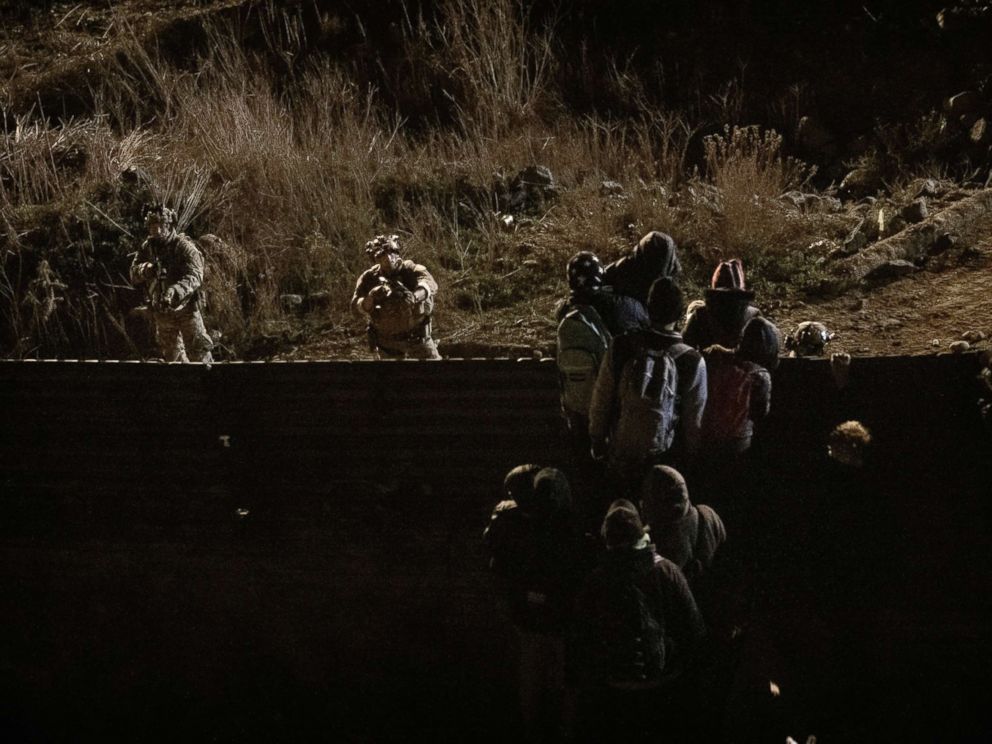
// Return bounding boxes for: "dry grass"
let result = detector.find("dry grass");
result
[1,0,861,359]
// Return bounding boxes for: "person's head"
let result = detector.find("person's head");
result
[787,321,833,356]
[530,467,572,520]
[567,251,605,294]
[639,465,690,529]
[739,317,782,371]
[635,231,681,279]
[502,464,542,509]
[144,204,176,240]
[646,276,684,328]
[365,234,403,274]
[828,420,872,468]
[601,498,646,549]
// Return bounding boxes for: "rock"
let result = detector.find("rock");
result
[877,207,907,237]
[931,339,941,347]
[600,180,624,196]
[949,340,971,354]
[930,232,958,254]
[507,166,558,212]
[865,260,917,282]
[971,118,989,146]
[839,167,881,199]
[901,198,928,224]
[514,165,554,188]
[850,297,866,311]
[842,224,869,254]
[881,318,903,331]
[305,290,333,311]
[915,178,940,198]
[962,330,986,343]
[944,91,983,119]
[782,192,842,213]
[797,116,838,157]
[499,214,515,231]
[522,259,540,268]
[280,293,304,309]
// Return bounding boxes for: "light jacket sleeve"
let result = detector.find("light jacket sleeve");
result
[410,262,438,298]
[588,339,617,446]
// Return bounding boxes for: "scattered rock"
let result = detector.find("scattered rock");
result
[962,330,986,343]
[891,339,902,347]
[971,118,989,146]
[915,178,940,198]
[930,232,958,254]
[901,198,928,224]
[931,339,941,347]
[881,318,903,331]
[522,259,540,268]
[797,115,838,157]
[507,166,558,212]
[839,167,881,199]
[944,90,983,119]
[949,340,971,353]
[876,207,906,237]
[600,180,624,196]
[280,293,304,309]
[499,214,515,231]
[850,297,866,311]
[865,260,917,282]
[842,224,869,254]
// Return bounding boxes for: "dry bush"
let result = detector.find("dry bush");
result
[700,124,817,259]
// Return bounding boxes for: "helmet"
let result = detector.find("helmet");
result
[365,234,401,259]
[567,251,604,292]
[787,321,834,356]
[144,204,177,227]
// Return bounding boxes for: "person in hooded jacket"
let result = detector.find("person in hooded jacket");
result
[484,466,586,743]
[570,498,705,742]
[602,231,682,307]
[639,465,726,584]
[683,259,765,351]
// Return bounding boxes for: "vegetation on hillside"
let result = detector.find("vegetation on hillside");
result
[1,0,987,358]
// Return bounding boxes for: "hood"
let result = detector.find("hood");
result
[639,465,691,528]
[739,316,781,370]
[703,289,755,331]
[634,231,681,278]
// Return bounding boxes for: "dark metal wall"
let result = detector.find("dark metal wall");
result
[0,356,989,741]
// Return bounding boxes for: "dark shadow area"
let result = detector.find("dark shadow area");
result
[0,356,989,741]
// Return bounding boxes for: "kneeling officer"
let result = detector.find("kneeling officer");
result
[351,234,440,359]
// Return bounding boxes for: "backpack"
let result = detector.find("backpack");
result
[610,340,689,464]
[557,304,611,415]
[600,573,667,688]
[701,356,757,444]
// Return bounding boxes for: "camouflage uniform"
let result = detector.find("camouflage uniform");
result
[351,235,440,360]
[130,229,213,363]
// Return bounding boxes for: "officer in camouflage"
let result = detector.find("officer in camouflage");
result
[129,204,213,363]
[351,234,441,360]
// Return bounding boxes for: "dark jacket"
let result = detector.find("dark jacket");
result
[572,545,705,686]
[603,231,681,306]
[683,290,760,350]
[483,501,584,634]
[555,286,649,337]
[589,328,708,459]
[130,232,205,310]
[648,502,726,581]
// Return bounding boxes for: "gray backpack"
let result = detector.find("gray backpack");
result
[557,304,611,416]
[611,341,689,464]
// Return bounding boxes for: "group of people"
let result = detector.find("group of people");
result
[485,231,792,741]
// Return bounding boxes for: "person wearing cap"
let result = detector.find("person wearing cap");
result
[484,466,586,743]
[129,204,213,363]
[602,231,682,307]
[351,234,440,359]
[683,259,765,351]
[639,465,726,584]
[570,498,705,740]
[555,251,649,335]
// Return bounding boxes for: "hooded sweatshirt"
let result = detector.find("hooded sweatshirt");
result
[603,231,682,306]
[640,466,727,578]
[683,290,760,350]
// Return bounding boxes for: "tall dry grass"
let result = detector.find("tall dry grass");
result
[1,0,847,358]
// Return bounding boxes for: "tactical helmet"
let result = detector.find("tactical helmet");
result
[567,251,605,292]
[144,204,177,227]
[787,321,834,356]
[365,234,401,259]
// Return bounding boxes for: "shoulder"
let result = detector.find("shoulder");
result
[174,233,199,252]
[652,554,689,585]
